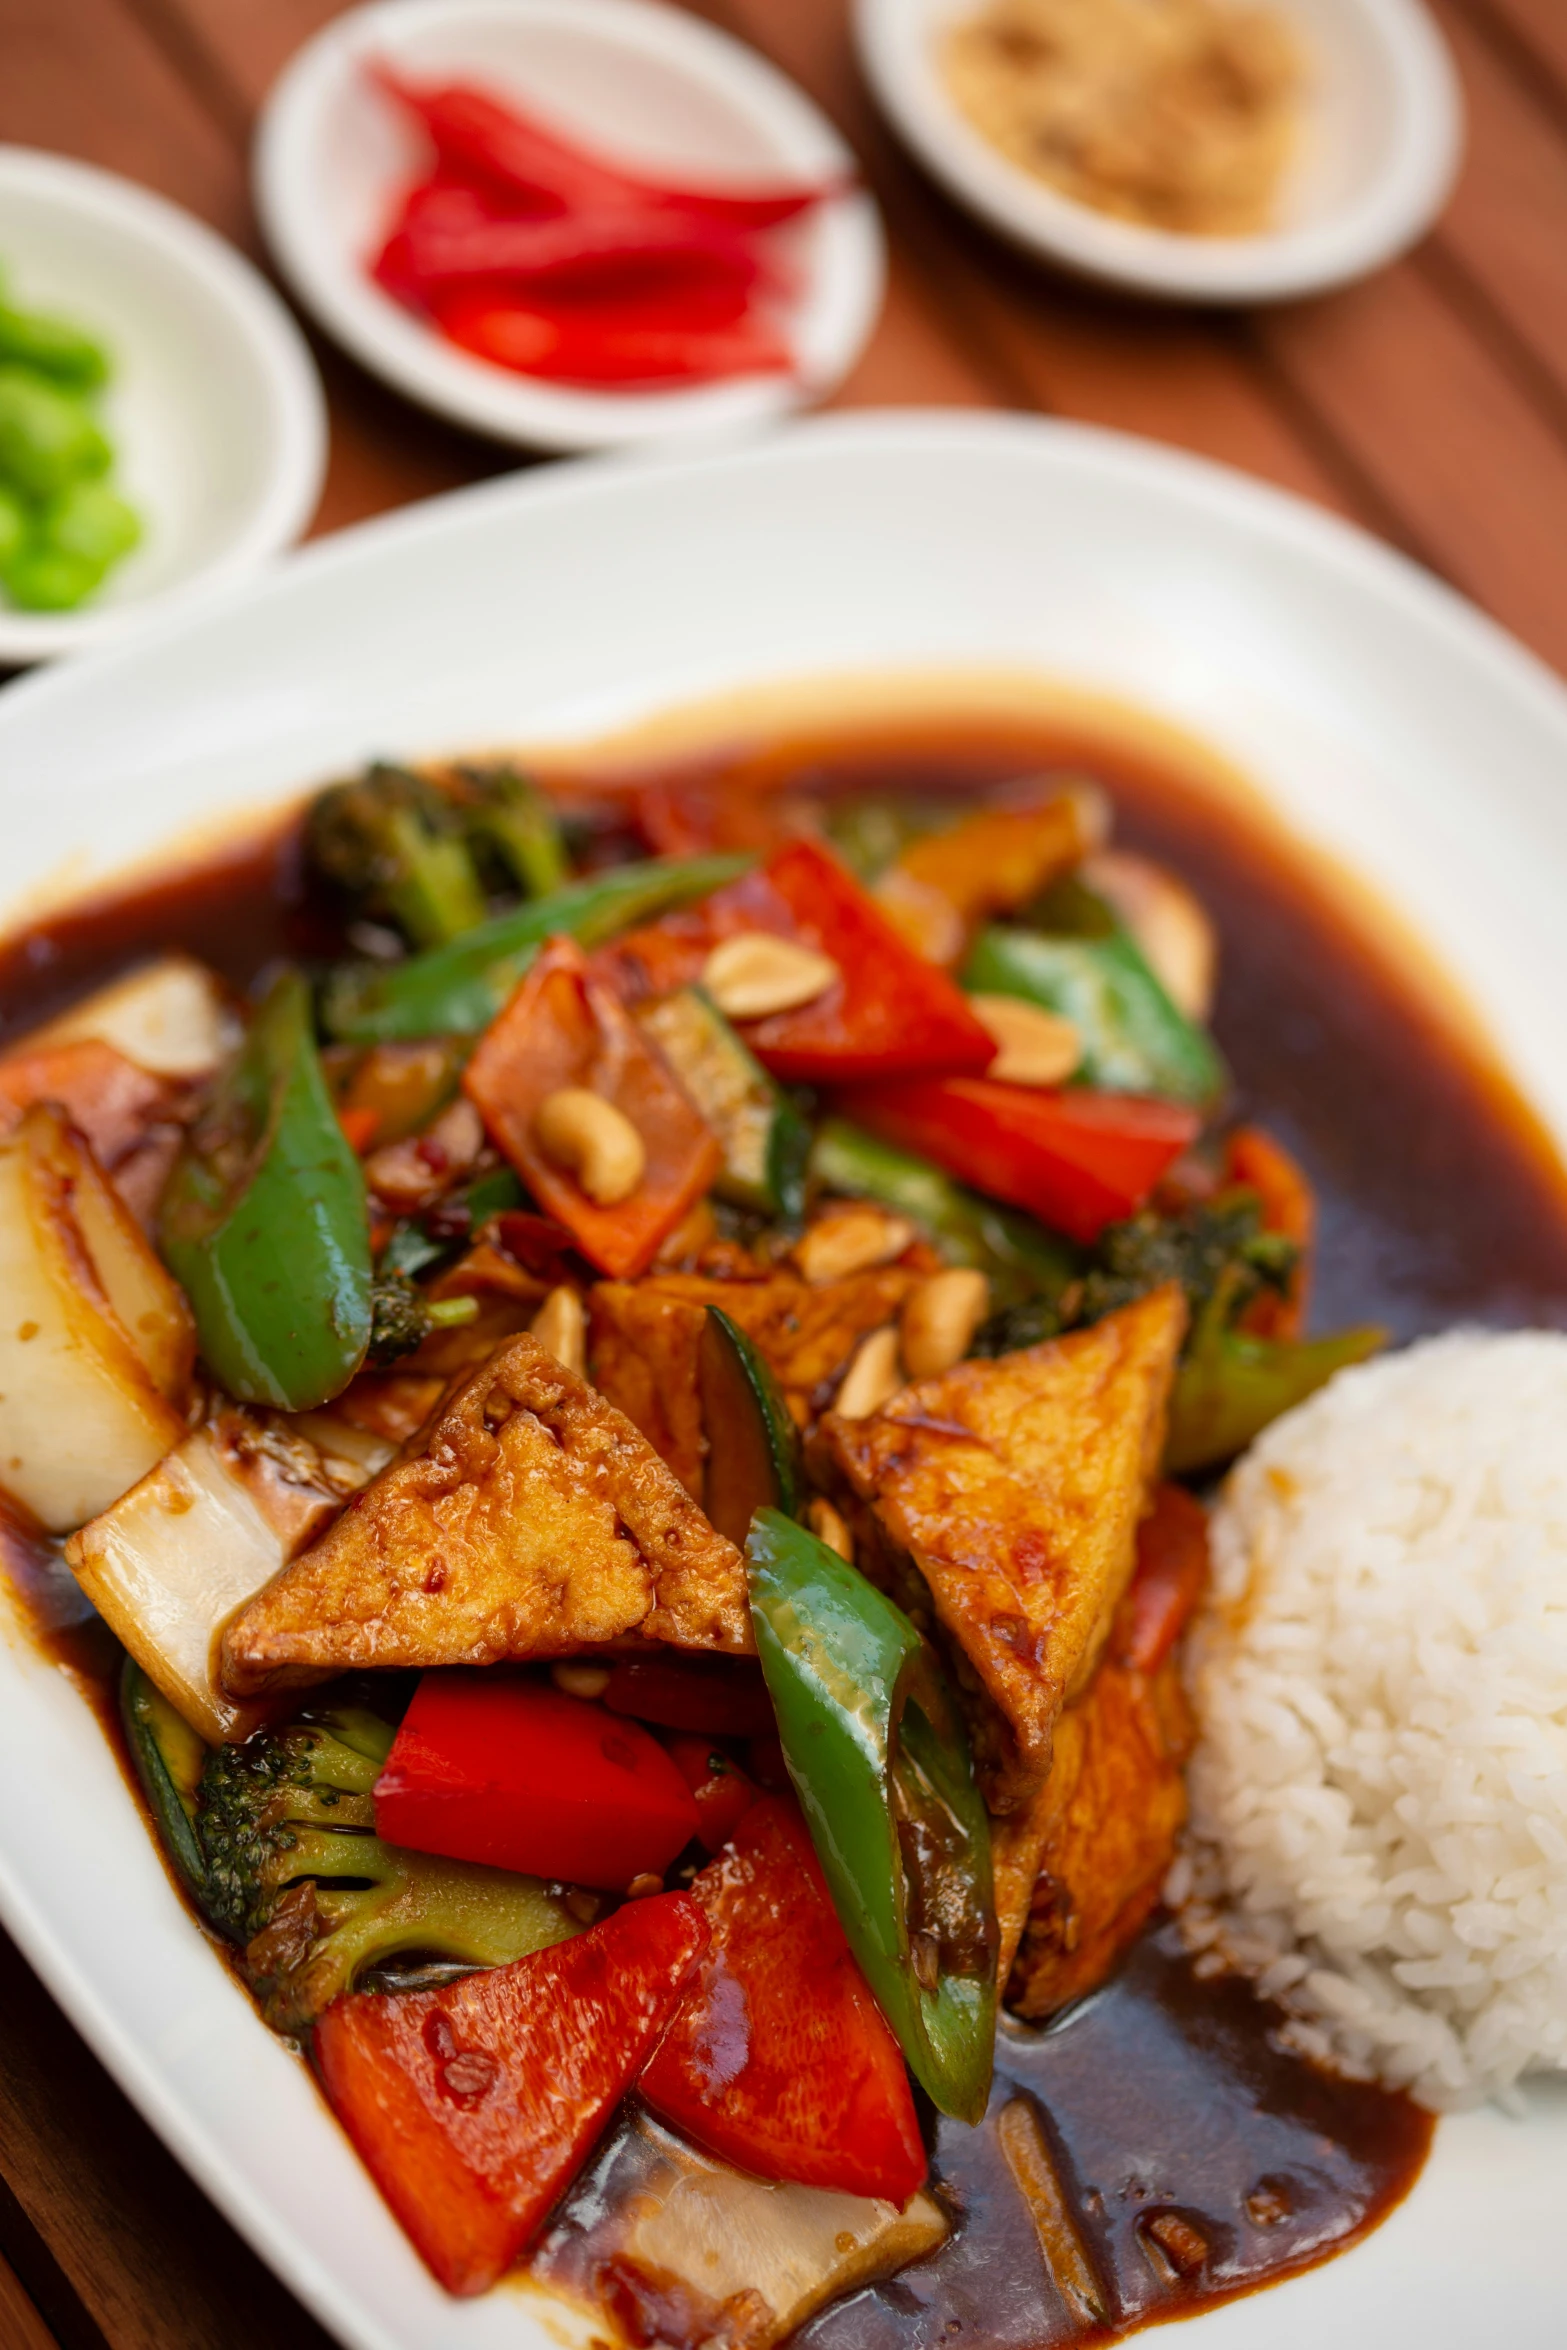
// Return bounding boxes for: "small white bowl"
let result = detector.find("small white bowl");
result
[255,0,886,453]
[0,148,325,664]
[855,0,1464,305]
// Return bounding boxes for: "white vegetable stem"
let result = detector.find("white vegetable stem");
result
[0,1105,193,1532]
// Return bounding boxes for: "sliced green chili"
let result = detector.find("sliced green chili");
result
[964,923,1226,1108]
[161,969,373,1410]
[747,1509,997,2124]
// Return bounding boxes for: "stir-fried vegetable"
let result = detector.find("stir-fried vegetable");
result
[161,970,373,1411]
[0,1103,192,1532]
[748,1510,998,2124]
[697,1305,801,1546]
[1165,1301,1383,1474]
[374,1671,701,1890]
[307,763,489,950]
[851,1073,1199,1245]
[322,853,752,1043]
[964,920,1226,1107]
[192,1704,583,2032]
[636,985,810,1219]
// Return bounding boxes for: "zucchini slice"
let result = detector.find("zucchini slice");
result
[699,1306,801,1547]
[121,1655,208,1899]
[637,987,809,1220]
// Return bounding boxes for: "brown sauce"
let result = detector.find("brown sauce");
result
[5,709,1550,2345]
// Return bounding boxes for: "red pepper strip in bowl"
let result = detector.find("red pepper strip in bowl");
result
[604,1652,777,1738]
[376,210,767,302]
[600,839,996,1084]
[848,1075,1199,1245]
[464,934,720,1278]
[1225,1123,1314,1340]
[374,1671,700,1892]
[372,67,841,230]
[663,1733,758,1852]
[1115,1481,1211,1677]
[434,291,791,387]
[316,1892,708,2297]
[640,1797,927,2203]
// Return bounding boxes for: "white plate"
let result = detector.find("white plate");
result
[255,0,885,452]
[855,0,1463,303]
[0,147,326,663]
[3,413,1567,2349]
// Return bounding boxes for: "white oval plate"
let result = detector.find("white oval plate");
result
[256,0,885,452]
[0,147,325,663]
[855,0,1463,304]
[3,414,1567,2349]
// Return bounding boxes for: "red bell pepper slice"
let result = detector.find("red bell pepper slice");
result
[663,1734,758,1852]
[848,1074,1199,1243]
[371,67,839,231]
[640,1796,926,2203]
[431,290,791,388]
[1115,1481,1210,1676]
[599,839,996,1084]
[603,1652,775,1739]
[464,934,721,1278]
[315,1891,708,2297]
[376,209,766,303]
[375,1671,700,1892]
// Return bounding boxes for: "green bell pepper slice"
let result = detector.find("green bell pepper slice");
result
[1166,1309,1384,1475]
[321,853,753,1043]
[161,969,373,1410]
[747,1509,998,2124]
[964,922,1226,1108]
[810,1116,1078,1311]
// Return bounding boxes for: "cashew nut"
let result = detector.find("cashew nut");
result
[969,993,1082,1088]
[901,1268,991,1379]
[702,931,841,1021]
[533,1088,645,1206]
[834,1324,905,1420]
[806,1496,854,1561]
[552,1660,610,1700]
[793,1202,917,1285]
[530,1284,586,1377]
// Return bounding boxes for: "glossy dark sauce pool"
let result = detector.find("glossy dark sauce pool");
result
[7,705,1559,2345]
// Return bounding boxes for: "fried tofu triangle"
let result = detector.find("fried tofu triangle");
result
[822,1284,1185,1814]
[221,1334,750,1698]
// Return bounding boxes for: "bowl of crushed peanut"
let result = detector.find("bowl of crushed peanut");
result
[854,0,1462,303]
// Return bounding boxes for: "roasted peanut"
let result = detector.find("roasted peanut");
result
[969,993,1082,1088]
[834,1324,904,1420]
[533,1088,645,1206]
[793,1202,917,1284]
[871,866,967,967]
[702,931,840,1020]
[1085,850,1216,1020]
[552,1659,610,1700]
[806,1496,854,1560]
[530,1284,586,1376]
[901,1267,991,1378]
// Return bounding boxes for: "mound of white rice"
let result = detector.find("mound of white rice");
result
[1181,1330,1567,2110]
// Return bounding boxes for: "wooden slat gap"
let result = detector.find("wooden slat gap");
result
[1417,236,1567,458]
[1450,0,1567,128]
[115,0,254,145]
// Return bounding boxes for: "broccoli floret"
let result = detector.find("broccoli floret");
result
[306,763,489,949]
[973,1192,1296,1360]
[366,1270,479,1365]
[450,762,568,899]
[195,1708,579,2032]
[1077,1195,1295,1330]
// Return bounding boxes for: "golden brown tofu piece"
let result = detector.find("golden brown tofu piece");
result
[1002,1649,1192,2021]
[994,1480,1208,1995]
[589,1267,918,1496]
[221,1333,750,1697]
[822,1285,1185,1812]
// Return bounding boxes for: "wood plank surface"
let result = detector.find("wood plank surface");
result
[1,0,1567,2342]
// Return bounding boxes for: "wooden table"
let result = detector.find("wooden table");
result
[1,0,1565,2339]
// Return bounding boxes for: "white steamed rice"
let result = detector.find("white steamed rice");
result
[1180,1329,1567,2109]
